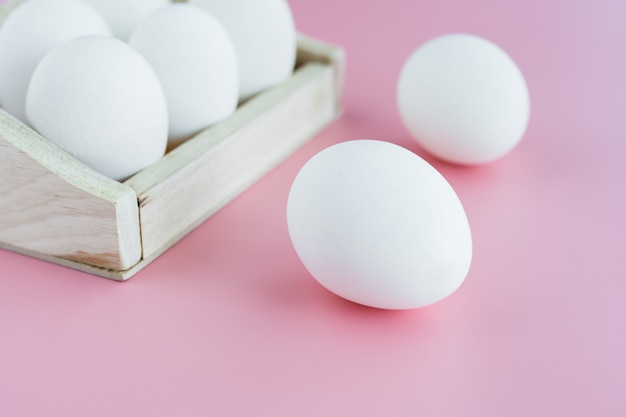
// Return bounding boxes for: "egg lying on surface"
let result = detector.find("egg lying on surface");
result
[287,140,473,310]
[80,0,170,40]
[398,33,530,165]
[189,0,296,100]
[26,36,168,181]
[129,4,239,146]
[0,0,111,124]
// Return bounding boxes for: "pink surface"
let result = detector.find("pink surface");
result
[1,0,625,416]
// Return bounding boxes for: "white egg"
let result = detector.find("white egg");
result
[397,34,530,165]
[80,0,169,40]
[189,0,296,100]
[287,140,472,310]
[0,0,111,124]
[129,4,238,146]
[26,36,168,181]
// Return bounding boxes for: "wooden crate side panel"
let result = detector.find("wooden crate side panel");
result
[0,241,130,281]
[129,62,336,259]
[296,34,345,112]
[0,110,141,270]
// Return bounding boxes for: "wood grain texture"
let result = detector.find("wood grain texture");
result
[125,62,336,262]
[0,110,141,271]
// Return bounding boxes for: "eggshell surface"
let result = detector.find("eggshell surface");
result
[189,0,296,99]
[0,0,111,124]
[129,4,238,145]
[287,140,473,310]
[80,0,169,40]
[26,36,168,181]
[397,34,530,165]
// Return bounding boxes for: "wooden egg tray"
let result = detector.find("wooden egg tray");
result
[0,27,344,280]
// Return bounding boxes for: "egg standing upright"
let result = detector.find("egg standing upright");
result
[0,0,111,123]
[189,0,297,100]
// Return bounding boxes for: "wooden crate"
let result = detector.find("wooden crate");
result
[0,31,344,280]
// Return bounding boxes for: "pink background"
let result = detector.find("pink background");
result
[1,0,625,416]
